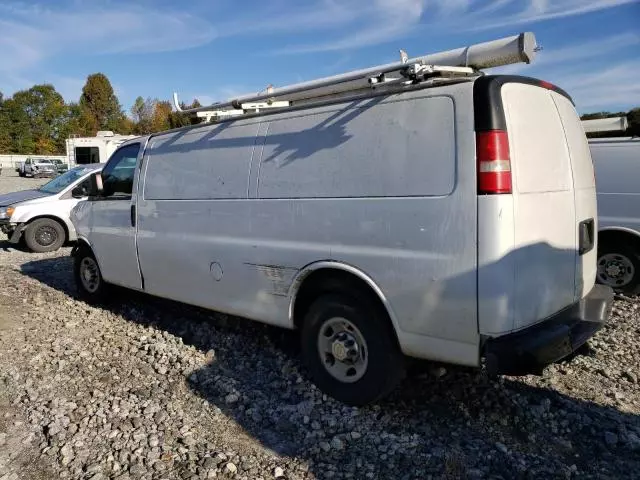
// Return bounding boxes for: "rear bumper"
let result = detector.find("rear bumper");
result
[483,284,614,376]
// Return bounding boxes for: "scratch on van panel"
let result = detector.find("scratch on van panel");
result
[244,263,298,296]
[499,208,503,219]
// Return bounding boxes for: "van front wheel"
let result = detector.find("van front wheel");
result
[301,293,405,406]
[597,243,640,295]
[74,247,109,303]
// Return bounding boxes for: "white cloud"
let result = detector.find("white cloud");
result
[555,61,640,110]
[226,0,430,54]
[489,31,640,112]
[494,31,640,75]
[1,0,637,112]
[0,1,216,96]
[211,0,639,54]
[469,0,640,30]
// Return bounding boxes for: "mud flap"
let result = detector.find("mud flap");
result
[9,224,26,244]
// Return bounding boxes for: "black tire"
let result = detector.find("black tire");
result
[301,293,405,406]
[596,242,640,295]
[73,245,109,303]
[18,171,25,177]
[23,218,66,253]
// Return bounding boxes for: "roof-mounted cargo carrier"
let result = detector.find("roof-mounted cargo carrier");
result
[173,32,539,123]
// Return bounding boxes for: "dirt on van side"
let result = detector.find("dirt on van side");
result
[0,171,638,480]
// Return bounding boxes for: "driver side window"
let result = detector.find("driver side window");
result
[101,144,140,198]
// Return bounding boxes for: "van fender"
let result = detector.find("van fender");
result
[599,226,640,239]
[71,236,94,257]
[287,260,400,332]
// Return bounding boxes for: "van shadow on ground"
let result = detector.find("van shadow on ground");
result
[0,239,27,252]
[20,254,640,479]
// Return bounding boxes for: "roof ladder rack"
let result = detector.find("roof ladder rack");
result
[173,32,539,122]
[194,101,291,123]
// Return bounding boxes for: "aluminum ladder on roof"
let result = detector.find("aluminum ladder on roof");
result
[172,32,539,122]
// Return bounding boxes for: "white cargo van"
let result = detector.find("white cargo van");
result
[590,137,640,293]
[70,34,613,405]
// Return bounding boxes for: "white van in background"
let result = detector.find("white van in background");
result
[70,32,613,404]
[591,136,640,293]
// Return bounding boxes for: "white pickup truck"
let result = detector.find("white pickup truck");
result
[19,158,57,178]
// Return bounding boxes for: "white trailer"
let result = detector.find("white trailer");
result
[66,131,137,167]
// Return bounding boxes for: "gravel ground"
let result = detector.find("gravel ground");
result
[1,170,639,479]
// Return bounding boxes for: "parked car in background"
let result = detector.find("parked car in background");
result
[0,164,104,252]
[19,158,57,178]
[52,159,69,174]
[591,136,640,293]
[71,72,613,405]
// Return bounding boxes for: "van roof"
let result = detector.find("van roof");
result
[149,74,570,141]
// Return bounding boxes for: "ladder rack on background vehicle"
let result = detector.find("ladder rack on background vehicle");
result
[581,116,629,134]
[173,32,539,123]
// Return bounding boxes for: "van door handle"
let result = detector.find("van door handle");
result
[578,218,594,256]
[130,204,136,227]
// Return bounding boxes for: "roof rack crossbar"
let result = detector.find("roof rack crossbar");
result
[173,32,538,119]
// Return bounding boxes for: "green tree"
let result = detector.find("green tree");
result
[131,96,155,134]
[79,73,126,133]
[2,96,34,153]
[1,85,68,154]
[151,100,172,133]
[169,99,202,128]
[0,92,12,153]
[628,108,640,137]
[12,84,68,154]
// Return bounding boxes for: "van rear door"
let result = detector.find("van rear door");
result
[551,93,598,299]
[476,77,597,335]
[502,82,578,331]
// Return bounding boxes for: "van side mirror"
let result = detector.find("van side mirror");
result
[72,172,103,198]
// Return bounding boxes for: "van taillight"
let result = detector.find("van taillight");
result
[476,130,512,194]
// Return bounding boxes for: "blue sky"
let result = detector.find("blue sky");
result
[0,0,638,115]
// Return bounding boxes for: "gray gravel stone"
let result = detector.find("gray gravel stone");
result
[331,437,345,451]
[604,432,619,446]
[0,185,638,480]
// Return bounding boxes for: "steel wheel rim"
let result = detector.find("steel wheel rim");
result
[597,253,635,287]
[80,257,100,293]
[317,317,368,383]
[35,225,58,246]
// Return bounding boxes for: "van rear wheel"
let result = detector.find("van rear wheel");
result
[301,293,405,406]
[597,243,640,295]
[74,246,109,303]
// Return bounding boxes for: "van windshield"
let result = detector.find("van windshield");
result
[38,167,95,195]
